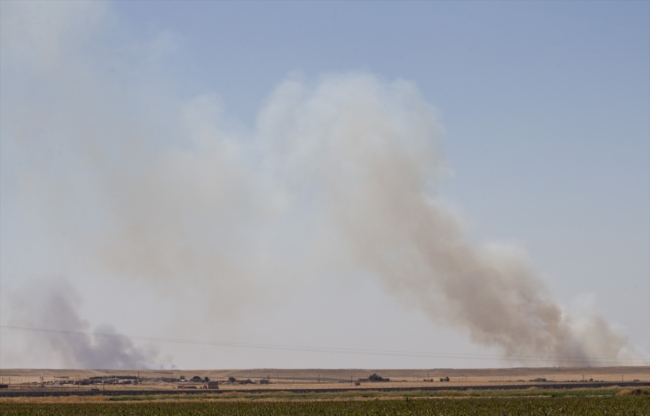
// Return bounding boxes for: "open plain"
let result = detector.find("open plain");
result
[2,368,650,415]
[1,366,649,394]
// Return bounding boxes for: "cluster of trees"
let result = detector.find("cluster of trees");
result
[178,375,210,382]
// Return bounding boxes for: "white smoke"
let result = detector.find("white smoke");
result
[9,279,173,369]
[253,75,640,365]
[0,1,642,367]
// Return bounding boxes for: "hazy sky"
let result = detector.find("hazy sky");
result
[1,1,648,369]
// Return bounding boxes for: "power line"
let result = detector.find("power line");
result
[1,325,645,366]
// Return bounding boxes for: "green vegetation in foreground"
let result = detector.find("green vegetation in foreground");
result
[2,397,650,415]
[103,387,629,402]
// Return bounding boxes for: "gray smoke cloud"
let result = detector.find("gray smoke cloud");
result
[9,279,172,369]
[1,2,641,367]
[254,75,640,365]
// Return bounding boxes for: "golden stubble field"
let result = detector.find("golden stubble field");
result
[1,366,648,391]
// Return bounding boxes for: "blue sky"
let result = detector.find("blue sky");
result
[1,1,648,369]
[113,1,649,284]
[113,0,650,351]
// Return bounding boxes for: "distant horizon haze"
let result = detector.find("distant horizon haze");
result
[0,0,648,370]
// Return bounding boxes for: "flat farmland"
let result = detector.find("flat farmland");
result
[1,395,650,415]
[2,369,650,416]
[0,366,650,390]
[1,367,648,393]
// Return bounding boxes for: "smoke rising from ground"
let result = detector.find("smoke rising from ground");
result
[1,2,641,367]
[9,280,172,369]
[254,76,639,365]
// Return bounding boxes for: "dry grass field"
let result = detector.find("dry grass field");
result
[0,366,648,393]
[2,369,649,415]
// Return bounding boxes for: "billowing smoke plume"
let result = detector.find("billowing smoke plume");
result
[1,2,641,367]
[9,279,173,369]
[253,76,639,365]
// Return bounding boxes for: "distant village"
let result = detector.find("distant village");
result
[5,373,409,391]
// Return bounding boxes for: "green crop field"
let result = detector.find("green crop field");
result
[2,396,650,415]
